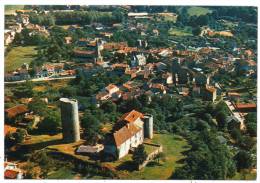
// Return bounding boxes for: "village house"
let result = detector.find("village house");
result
[4,30,16,46]
[5,104,29,122]
[17,14,30,26]
[227,92,241,101]
[149,83,167,95]
[105,84,120,96]
[234,103,256,113]
[4,161,23,179]
[96,91,110,102]
[73,49,95,59]
[162,72,173,85]
[64,36,73,44]
[25,23,49,36]
[131,53,146,67]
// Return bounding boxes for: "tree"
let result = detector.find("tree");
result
[14,128,27,143]
[132,144,147,166]
[37,110,61,134]
[234,150,253,171]
[5,128,27,148]
[13,81,34,98]
[192,26,201,36]
[172,130,236,179]
[28,97,48,116]
[81,113,102,145]
[59,86,77,97]
[100,101,117,113]
[216,111,227,129]
[230,128,242,142]
[155,152,166,164]
[246,122,256,137]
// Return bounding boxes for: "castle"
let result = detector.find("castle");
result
[104,110,153,159]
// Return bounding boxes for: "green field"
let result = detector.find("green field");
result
[231,170,256,180]
[187,7,212,16]
[168,27,192,36]
[47,167,77,179]
[5,5,24,15]
[5,46,37,72]
[119,133,190,179]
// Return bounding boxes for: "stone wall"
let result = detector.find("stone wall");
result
[138,142,163,170]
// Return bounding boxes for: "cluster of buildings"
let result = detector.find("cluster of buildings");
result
[59,98,153,160]
[5,11,48,48]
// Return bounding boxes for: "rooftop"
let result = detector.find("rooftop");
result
[113,123,142,147]
[119,110,144,123]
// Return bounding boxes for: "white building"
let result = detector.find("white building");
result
[104,110,153,159]
[105,84,120,96]
[131,54,146,67]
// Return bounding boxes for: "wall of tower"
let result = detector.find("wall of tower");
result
[143,114,153,139]
[60,98,80,143]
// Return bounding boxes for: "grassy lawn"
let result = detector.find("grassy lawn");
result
[169,27,192,36]
[231,170,256,180]
[117,133,190,179]
[5,46,37,72]
[5,5,24,15]
[47,166,77,179]
[187,7,212,16]
[23,133,62,146]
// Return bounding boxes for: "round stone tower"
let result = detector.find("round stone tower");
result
[60,98,80,143]
[143,114,153,139]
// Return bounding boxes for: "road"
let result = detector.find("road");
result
[4,76,76,84]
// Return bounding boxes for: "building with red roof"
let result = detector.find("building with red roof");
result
[104,110,153,159]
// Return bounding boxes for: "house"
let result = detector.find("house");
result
[227,92,240,101]
[5,104,29,121]
[4,161,23,179]
[64,36,72,44]
[150,83,167,94]
[96,91,110,101]
[234,103,256,113]
[4,125,17,136]
[104,110,153,159]
[105,84,119,96]
[131,54,146,67]
[17,14,30,26]
[178,87,189,96]
[76,144,104,155]
[162,72,173,85]
[4,30,16,46]
[73,49,95,58]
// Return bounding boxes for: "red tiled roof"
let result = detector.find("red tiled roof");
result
[105,84,118,92]
[5,105,28,119]
[119,110,144,123]
[4,169,20,179]
[4,125,17,136]
[235,103,256,109]
[113,123,141,147]
[73,49,95,55]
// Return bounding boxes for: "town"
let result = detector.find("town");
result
[4,5,257,180]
